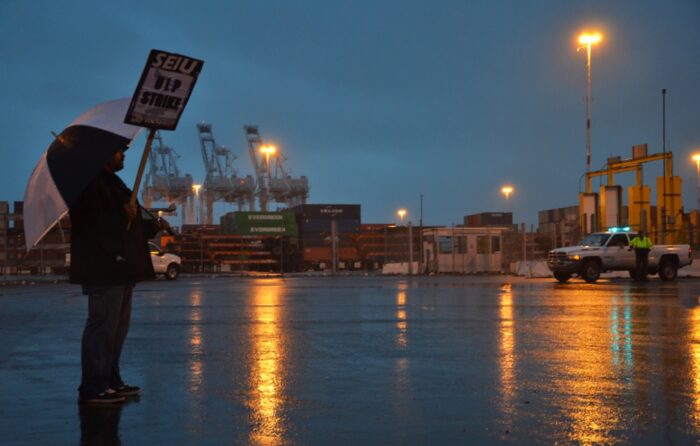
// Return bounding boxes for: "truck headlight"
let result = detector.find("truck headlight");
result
[568,255,580,261]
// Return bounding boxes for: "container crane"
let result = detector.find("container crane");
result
[243,125,309,211]
[141,131,193,224]
[197,122,255,224]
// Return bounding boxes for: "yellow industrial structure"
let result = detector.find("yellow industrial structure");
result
[580,144,684,244]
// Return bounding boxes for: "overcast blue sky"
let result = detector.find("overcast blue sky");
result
[1,0,699,226]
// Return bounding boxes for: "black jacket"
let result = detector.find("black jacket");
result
[69,170,158,286]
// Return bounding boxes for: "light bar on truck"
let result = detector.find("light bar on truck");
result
[608,226,631,233]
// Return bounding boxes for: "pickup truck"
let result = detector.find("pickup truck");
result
[547,230,693,283]
[148,242,181,280]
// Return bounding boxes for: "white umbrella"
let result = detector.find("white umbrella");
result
[23,98,144,251]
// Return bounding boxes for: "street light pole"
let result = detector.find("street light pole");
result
[259,145,277,212]
[578,32,602,173]
[397,208,409,274]
[585,42,592,172]
[419,193,423,274]
[693,154,700,211]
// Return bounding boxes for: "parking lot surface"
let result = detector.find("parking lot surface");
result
[2,275,700,445]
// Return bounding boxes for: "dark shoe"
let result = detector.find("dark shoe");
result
[112,384,141,397]
[79,390,126,405]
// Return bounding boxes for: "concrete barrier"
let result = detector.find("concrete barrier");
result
[381,262,420,275]
[509,260,700,278]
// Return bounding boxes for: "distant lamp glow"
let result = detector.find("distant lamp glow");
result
[260,145,277,156]
[578,32,602,45]
[397,208,407,223]
[501,185,514,200]
[260,145,277,172]
[192,184,201,196]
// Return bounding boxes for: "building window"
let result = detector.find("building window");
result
[491,236,501,253]
[455,236,467,254]
[477,236,489,254]
[608,233,628,247]
[438,236,452,254]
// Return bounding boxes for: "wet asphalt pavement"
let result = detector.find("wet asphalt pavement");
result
[2,275,700,445]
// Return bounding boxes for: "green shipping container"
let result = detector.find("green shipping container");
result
[221,212,298,236]
[234,212,296,227]
[236,223,298,237]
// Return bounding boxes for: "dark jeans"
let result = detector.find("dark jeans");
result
[635,248,650,281]
[79,285,134,398]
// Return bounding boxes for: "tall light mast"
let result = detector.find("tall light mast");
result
[197,122,255,223]
[244,125,309,211]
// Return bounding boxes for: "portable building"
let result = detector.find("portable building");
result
[422,227,507,274]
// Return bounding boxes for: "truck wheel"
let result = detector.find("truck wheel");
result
[581,259,600,283]
[165,263,180,280]
[553,271,571,283]
[658,258,677,281]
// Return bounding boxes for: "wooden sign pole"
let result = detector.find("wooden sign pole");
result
[130,128,157,205]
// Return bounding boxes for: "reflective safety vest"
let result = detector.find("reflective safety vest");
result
[630,236,653,249]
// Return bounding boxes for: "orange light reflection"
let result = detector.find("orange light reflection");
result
[554,290,618,444]
[248,280,287,446]
[498,283,517,424]
[189,291,203,393]
[689,301,700,427]
[396,282,408,348]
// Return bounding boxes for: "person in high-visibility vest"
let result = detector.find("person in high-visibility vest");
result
[629,230,653,281]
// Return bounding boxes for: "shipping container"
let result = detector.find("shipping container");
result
[181,224,221,236]
[298,219,360,234]
[355,224,422,267]
[299,233,356,248]
[300,246,360,271]
[221,212,298,236]
[171,223,301,273]
[290,204,361,221]
[463,212,512,227]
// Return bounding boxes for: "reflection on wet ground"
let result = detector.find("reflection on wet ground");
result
[247,280,287,446]
[79,403,123,446]
[1,276,700,445]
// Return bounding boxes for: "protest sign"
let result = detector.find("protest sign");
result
[125,49,204,130]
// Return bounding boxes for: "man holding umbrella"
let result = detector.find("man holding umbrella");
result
[27,48,204,404]
[24,98,166,404]
[70,145,161,404]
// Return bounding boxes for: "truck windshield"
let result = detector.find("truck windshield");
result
[579,234,610,247]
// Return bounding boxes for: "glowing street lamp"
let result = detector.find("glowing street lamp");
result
[692,153,700,211]
[192,184,202,224]
[260,145,277,173]
[501,185,514,200]
[397,208,407,224]
[577,31,603,172]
